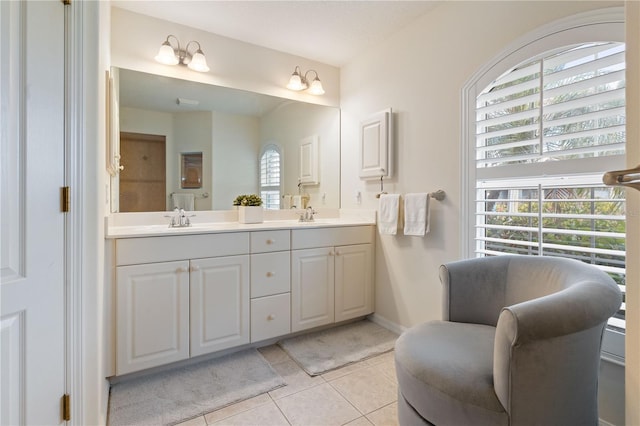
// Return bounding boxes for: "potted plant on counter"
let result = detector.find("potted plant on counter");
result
[233,194,264,224]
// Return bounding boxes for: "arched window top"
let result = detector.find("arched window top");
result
[260,144,282,210]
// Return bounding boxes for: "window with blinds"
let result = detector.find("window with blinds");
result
[474,42,626,331]
[260,146,281,210]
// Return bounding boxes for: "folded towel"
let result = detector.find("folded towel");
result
[171,193,195,211]
[404,193,430,236]
[378,194,400,235]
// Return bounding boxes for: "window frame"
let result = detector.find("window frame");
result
[259,143,283,210]
[461,8,625,362]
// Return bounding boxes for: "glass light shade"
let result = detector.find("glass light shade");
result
[308,77,325,95]
[155,42,179,65]
[287,72,306,91]
[188,50,210,72]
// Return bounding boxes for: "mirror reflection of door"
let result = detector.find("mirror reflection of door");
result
[119,132,166,212]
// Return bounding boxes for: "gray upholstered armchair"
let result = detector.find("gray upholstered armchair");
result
[395,255,622,426]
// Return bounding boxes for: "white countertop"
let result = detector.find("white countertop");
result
[106,209,377,238]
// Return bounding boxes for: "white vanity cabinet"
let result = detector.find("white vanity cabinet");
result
[116,260,190,375]
[291,226,374,333]
[114,233,249,375]
[190,255,250,357]
[249,230,291,342]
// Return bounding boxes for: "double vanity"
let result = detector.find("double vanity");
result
[106,210,376,376]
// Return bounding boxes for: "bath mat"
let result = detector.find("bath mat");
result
[108,348,285,426]
[278,319,398,376]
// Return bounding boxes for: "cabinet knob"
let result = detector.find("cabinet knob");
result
[267,314,276,321]
[329,250,334,256]
[266,239,274,245]
[190,265,200,272]
[335,250,341,256]
[177,267,188,273]
[266,271,275,277]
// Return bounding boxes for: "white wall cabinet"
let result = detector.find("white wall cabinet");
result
[291,226,374,333]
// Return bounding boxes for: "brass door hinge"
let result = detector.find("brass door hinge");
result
[62,394,71,421]
[61,187,70,212]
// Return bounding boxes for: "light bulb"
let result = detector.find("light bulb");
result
[155,42,179,65]
[308,77,325,95]
[287,71,306,91]
[188,49,210,72]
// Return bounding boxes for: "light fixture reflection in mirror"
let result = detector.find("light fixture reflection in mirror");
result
[110,68,340,213]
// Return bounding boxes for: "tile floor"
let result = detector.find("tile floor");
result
[176,345,399,426]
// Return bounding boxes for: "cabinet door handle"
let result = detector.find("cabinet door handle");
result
[266,239,274,245]
[329,250,335,256]
[267,314,276,321]
[177,267,188,273]
[266,271,275,277]
[335,250,341,256]
[190,265,200,272]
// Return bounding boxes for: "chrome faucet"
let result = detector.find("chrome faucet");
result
[299,206,317,222]
[166,207,194,228]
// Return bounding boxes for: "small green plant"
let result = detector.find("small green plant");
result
[233,194,263,206]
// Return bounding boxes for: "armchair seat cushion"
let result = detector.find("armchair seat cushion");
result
[395,321,508,426]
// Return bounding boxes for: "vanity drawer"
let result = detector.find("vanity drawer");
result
[116,232,249,266]
[251,293,291,343]
[251,230,290,253]
[291,226,374,250]
[251,252,290,298]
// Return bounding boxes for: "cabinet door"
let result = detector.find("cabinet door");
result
[291,248,335,332]
[335,244,374,322]
[116,261,189,375]
[190,255,250,356]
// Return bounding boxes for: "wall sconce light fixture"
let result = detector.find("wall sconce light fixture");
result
[286,66,325,95]
[155,35,210,73]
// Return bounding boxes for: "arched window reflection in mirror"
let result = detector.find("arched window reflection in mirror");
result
[260,144,282,210]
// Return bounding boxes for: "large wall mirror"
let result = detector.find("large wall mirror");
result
[108,67,340,213]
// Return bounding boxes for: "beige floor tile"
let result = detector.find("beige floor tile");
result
[175,415,207,426]
[209,400,289,426]
[345,416,374,426]
[371,357,397,383]
[275,382,361,426]
[258,344,291,365]
[204,393,272,424]
[366,402,398,426]
[268,359,325,399]
[320,360,368,381]
[329,365,397,415]
[364,351,395,367]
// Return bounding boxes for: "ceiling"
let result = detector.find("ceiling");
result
[111,1,441,67]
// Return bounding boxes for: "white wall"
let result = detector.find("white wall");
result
[211,111,260,209]
[110,7,340,108]
[173,112,213,210]
[625,1,640,423]
[340,1,624,424]
[261,102,340,209]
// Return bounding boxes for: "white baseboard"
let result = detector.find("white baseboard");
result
[599,419,617,426]
[367,313,407,335]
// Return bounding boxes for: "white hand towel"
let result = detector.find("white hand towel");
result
[404,193,430,236]
[171,193,195,211]
[378,194,400,235]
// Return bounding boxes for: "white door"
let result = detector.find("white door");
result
[334,244,373,323]
[190,256,249,356]
[0,1,66,424]
[116,261,190,375]
[291,248,335,332]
